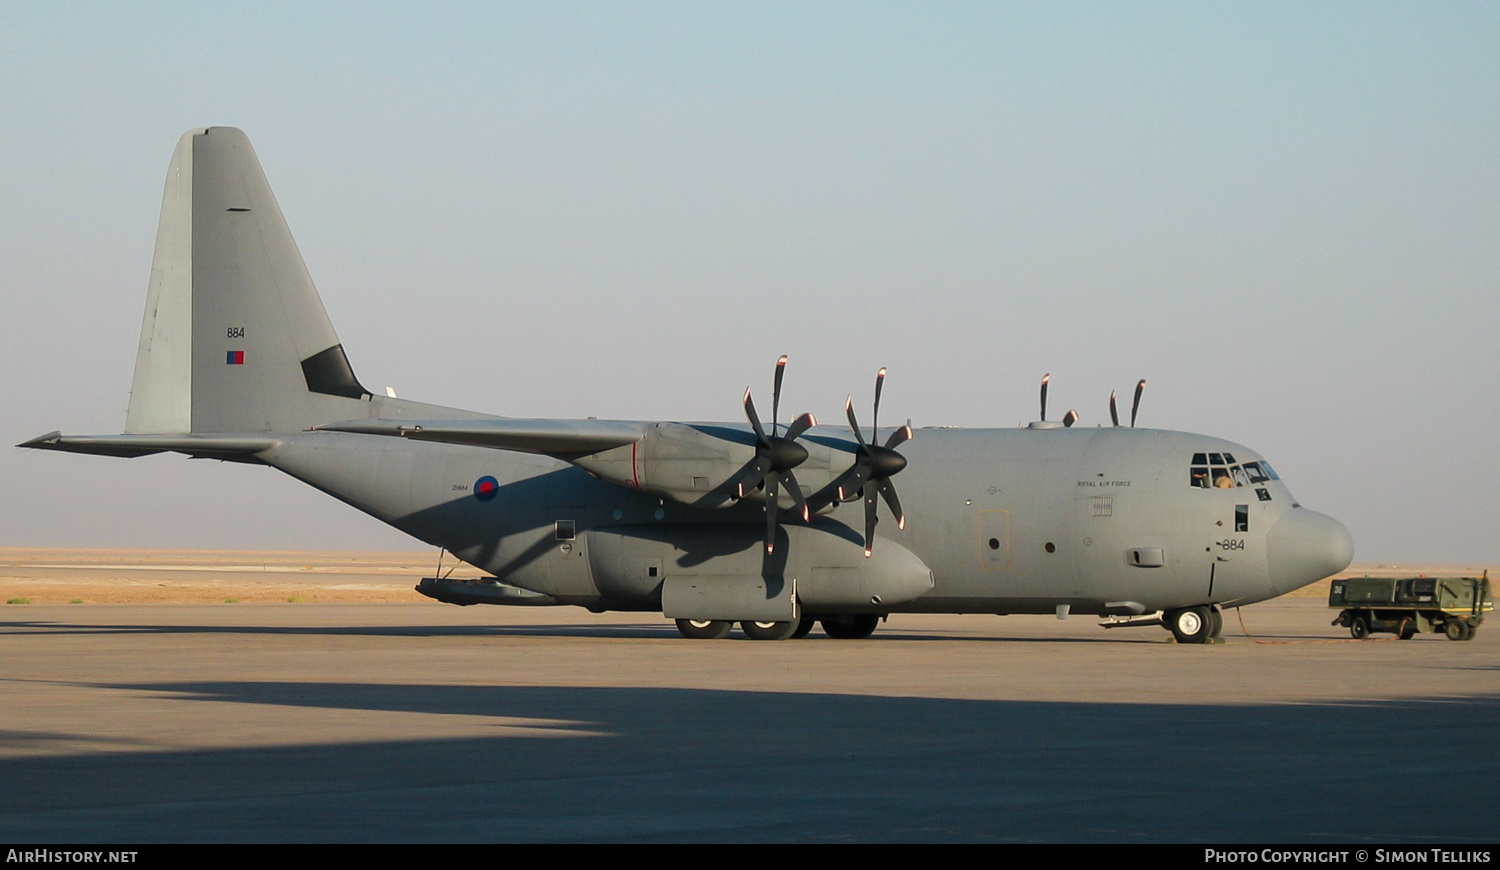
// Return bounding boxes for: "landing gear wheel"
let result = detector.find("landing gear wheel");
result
[676,619,732,639]
[1208,607,1224,639]
[791,614,816,639]
[821,614,880,640]
[1167,606,1212,644]
[741,620,799,641]
[1350,616,1370,640]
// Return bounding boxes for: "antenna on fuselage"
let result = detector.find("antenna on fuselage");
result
[1039,373,1050,421]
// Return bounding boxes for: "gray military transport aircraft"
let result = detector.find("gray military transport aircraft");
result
[23,127,1354,642]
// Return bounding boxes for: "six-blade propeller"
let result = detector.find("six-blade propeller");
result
[829,368,912,557]
[736,355,817,554]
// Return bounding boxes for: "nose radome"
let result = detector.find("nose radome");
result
[1266,509,1354,596]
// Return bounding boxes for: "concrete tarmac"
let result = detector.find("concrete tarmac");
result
[1,598,1496,842]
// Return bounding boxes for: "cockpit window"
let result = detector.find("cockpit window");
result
[1241,462,1270,483]
[1189,454,1277,488]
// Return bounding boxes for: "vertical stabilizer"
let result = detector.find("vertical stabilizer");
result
[124,127,370,435]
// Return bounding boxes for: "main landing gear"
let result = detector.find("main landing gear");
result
[1163,605,1224,644]
[675,618,733,639]
[672,613,882,640]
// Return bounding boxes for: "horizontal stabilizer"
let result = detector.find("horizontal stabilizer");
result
[19,431,278,461]
[316,418,644,457]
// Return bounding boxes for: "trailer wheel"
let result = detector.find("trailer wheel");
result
[1398,620,1417,640]
[1350,616,1370,640]
[1445,620,1467,641]
[1462,623,1479,641]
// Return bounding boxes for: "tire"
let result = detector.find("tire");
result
[1168,606,1212,644]
[675,618,732,639]
[1208,607,1224,639]
[791,614,816,639]
[741,620,799,641]
[1461,623,1479,641]
[821,614,880,640]
[1445,619,1466,641]
[1350,616,1370,640]
[1398,621,1417,640]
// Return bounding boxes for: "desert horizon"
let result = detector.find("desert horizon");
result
[0,547,1490,606]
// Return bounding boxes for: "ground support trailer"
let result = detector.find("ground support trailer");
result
[1330,573,1492,641]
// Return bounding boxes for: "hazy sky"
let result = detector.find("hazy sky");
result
[4,3,1497,563]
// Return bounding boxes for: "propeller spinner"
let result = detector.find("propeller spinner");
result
[829,367,911,557]
[736,355,816,554]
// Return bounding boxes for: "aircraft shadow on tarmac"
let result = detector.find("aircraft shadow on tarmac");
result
[0,680,1496,843]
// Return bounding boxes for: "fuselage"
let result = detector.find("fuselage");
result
[259,422,1353,617]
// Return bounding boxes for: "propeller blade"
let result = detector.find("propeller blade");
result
[771,354,788,436]
[878,478,905,530]
[1131,379,1146,428]
[1040,373,1050,421]
[863,486,879,556]
[872,367,886,437]
[845,396,866,448]
[781,471,809,522]
[785,412,817,441]
[1062,409,1078,428]
[764,473,780,554]
[1109,390,1119,427]
[885,424,912,450]
[733,455,772,498]
[743,388,767,442]
[831,465,867,502]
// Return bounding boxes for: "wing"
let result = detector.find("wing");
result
[316,418,645,459]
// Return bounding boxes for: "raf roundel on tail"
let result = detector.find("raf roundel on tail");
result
[22,127,1354,641]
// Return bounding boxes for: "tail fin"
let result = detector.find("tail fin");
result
[125,127,370,435]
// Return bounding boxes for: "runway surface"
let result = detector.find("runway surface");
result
[2,592,1496,842]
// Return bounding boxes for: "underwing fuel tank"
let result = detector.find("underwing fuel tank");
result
[585,523,934,612]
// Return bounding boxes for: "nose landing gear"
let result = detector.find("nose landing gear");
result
[1163,605,1224,644]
